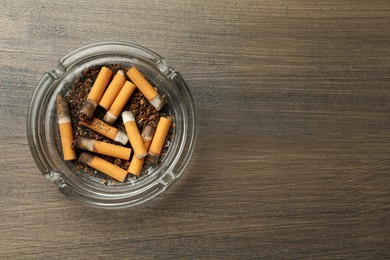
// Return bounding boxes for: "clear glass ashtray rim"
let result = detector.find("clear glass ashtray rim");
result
[27,42,197,209]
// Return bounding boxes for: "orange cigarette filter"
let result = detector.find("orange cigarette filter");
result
[128,125,156,176]
[122,111,148,159]
[103,81,136,125]
[99,70,126,110]
[80,118,128,145]
[145,116,172,165]
[80,66,113,118]
[79,152,128,182]
[126,66,165,111]
[76,136,131,160]
[56,94,76,161]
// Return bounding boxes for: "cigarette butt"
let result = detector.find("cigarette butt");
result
[102,81,136,125]
[127,66,165,111]
[145,116,172,165]
[76,137,131,160]
[56,94,76,161]
[141,124,156,149]
[80,66,113,118]
[80,118,128,145]
[99,70,126,110]
[79,152,128,182]
[122,111,148,159]
[128,125,156,176]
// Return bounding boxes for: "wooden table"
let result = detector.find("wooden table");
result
[1,1,389,258]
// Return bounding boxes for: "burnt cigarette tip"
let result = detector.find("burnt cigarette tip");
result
[136,153,148,159]
[115,131,129,146]
[103,112,117,125]
[76,136,94,151]
[56,94,71,121]
[80,99,97,119]
[56,94,69,110]
[56,93,66,103]
[121,111,135,123]
[145,153,159,166]
[142,125,156,140]
[78,152,94,164]
[150,95,165,111]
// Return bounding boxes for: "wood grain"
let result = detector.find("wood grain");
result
[1,0,389,258]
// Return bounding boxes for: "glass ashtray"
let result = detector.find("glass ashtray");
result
[27,42,196,209]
